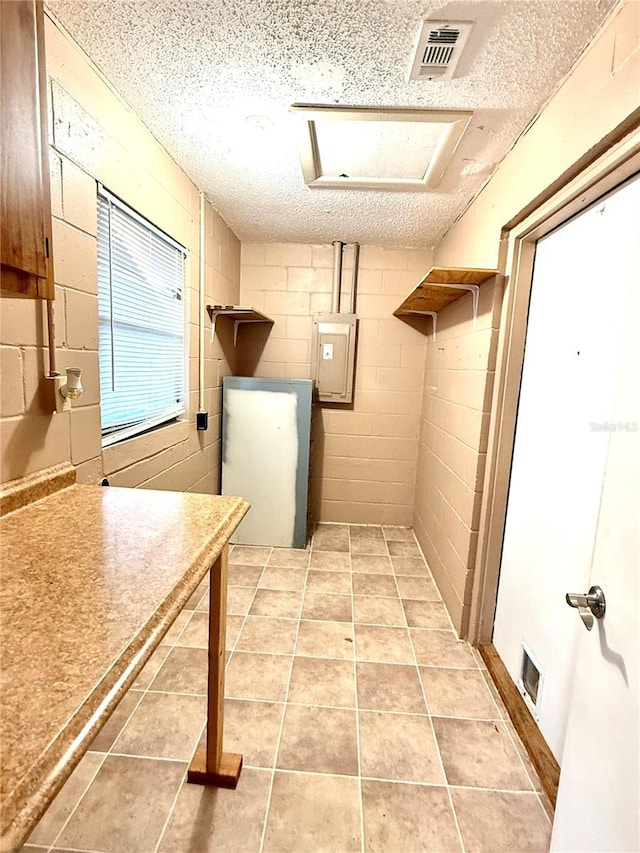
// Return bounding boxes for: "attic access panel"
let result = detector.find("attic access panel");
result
[291,104,473,191]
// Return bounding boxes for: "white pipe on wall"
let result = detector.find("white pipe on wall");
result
[349,242,360,314]
[46,298,58,376]
[331,241,343,314]
[198,192,205,413]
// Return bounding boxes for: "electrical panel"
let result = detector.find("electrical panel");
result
[311,313,357,403]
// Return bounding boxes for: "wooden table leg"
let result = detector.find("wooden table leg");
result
[187,545,243,789]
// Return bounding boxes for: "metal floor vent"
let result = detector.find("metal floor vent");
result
[409,20,473,81]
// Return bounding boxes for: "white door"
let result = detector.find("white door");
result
[493,176,639,762]
[551,189,639,852]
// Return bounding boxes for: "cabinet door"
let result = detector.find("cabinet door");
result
[0,0,54,298]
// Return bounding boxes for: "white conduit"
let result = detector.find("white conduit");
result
[349,242,359,314]
[331,241,343,313]
[46,298,58,376]
[198,192,205,413]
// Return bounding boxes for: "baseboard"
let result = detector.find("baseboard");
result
[479,643,560,807]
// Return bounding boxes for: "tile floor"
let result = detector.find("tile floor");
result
[23,524,552,853]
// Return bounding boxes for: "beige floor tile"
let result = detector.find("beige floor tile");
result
[268,547,310,568]
[150,646,208,695]
[396,576,440,600]
[305,569,351,594]
[353,595,406,626]
[352,574,398,597]
[351,554,393,574]
[174,610,209,648]
[26,752,105,846]
[451,789,552,853]
[302,592,352,622]
[236,616,298,655]
[90,691,143,752]
[362,780,461,852]
[355,625,414,664]
[350,538,389,555]
[504,718,544,787]
[57,755,185,852]
[226,585,255,616]
[249,588,303,618]
[183,586,206,610]
[349,524,384,540]
[263,771,361,852]
[158,767,271,852]
[228,564,263,587]
[433,718,534,790]
[421,667,502,719]
[359,711,444,783]
[161,608,192,644]
[113,692,206,760]
[221,699,285,768]
[382,526,415,542]
[225,652,292,701]
[387,540,423,558]
[230,545,272,565]
[411,629,477,668]
[296,620,355,659]
[130,644,170,690]
[391,556,430,576]
[288,656,356,707]
[226,615,245,649]
[259,566,306,591]
[277,704,358,775]
[176,610,244,649]
[309,551,350,571]
[312,523,350,552]
[403,599,451,629]
[357,662,426,714]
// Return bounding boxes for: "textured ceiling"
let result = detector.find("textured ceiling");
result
[47,0,616,248]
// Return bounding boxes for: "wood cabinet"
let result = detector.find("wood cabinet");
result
[1,0,54,299]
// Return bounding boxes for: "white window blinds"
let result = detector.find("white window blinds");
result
[97,187,187,447]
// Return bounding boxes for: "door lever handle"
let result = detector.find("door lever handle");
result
[565,585,606,630]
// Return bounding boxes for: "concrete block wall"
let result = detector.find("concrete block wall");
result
[413,282,500,635]
[238,243,433,525]
[0,13,240,491]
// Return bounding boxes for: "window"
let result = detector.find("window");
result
[97,186,187,447]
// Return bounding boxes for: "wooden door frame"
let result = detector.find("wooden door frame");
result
[468,125,640,645]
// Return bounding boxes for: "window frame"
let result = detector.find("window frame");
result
[97,184,188,449]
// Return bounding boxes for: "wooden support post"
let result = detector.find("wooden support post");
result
[187,545,243,789]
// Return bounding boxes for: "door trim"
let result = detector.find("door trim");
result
[469,126,640,644]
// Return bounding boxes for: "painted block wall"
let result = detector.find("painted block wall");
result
[0,12,240,492]
[413,0,640,635]
[238,243,433,526]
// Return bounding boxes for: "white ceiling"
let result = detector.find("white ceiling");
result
[47,0,616,248]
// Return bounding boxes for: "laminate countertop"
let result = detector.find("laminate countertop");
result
[0,477,249,852]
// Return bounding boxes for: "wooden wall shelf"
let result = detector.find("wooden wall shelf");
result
[394,266,497,316]
[393,266,498,341]
[206,304,274,345]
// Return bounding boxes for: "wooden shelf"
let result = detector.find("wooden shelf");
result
[206,304,274,345]
[393,266,498,317]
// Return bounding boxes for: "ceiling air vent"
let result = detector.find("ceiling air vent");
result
[409,20,473,82]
